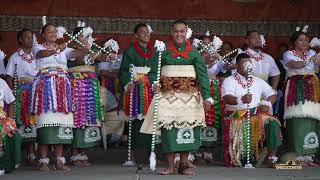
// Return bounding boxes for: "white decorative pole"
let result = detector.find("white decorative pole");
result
[149,40,166,171]
[123,64,136,166]
[244,61,254,169]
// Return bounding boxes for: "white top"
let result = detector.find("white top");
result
[0,53,5,75]
[232,48,280,81]
[32,44,74,70]
[282,49,319,77]
[6,49,38,78]
[97,54,122,72]
[207,60,225,76]
[0,78,15,107]
[221,72,275,111]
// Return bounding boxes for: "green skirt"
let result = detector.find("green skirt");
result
[286,117,319,155]
[18,124,37,143]
[132,119,152,149]
[37,127,73,145]
[72,127,101,149]
[161,127,201,153]
[0,134,22,172]
[201,126,221,147]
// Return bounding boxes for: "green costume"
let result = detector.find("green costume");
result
[119,42,158,149]
[158,40,211,153]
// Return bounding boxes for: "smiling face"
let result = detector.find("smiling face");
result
[135,26,150,44]
[42,24,57,43]
[171,23,187,45]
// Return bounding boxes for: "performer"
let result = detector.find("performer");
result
[222,53,282,167]
[68,27,109,166]
[283,29,320,166]
[233,31,280,90]
[31,23,89,171]
[119,23,157,163]
[195,34,228,164]
[0,78,20,174]
[153,20,212,175]
[6,29,38,166]
[97,39,123,146]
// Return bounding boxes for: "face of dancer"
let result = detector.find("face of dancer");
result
[42,25,57,43]
[222,43,232,54]
[19,31,33,49]
[236,57,251,77]
[246,32,261,49]
[171,23,187,45]
[202,37,210,46]
[135,26,150,44]
[294,34,309,52]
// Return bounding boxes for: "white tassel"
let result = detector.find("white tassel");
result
[82,22,86,27]
[174,153,180,165]
[309,37,320,48]
[149,151,157,171]
[192,38,200,48]
[104,39,120,53]
[296,26,300,32]
[205,30,210,36]
[146,24,153,34]
[302,25,309,33]
[56,26,67,39]
[188,153,195,162]
[32,34,38,46]
[0,50,6,60]
[211,36,223,52]
[260,34,266,47]
[0,169,4,176]
[77,20,81,27]
[186,27,192,39]
[42,16,47,26]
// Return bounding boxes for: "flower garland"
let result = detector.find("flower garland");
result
[291,50,308,61]
[18,49,34,63]
[245,49,264,61]
[42,43,61,56]
[234,73,254,89]
[167,40,193,59]
[133,41,154,60]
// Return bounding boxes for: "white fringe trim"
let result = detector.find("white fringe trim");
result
[57,156,66,164]
[39,158,49,165]
[284,101,320,120]
[27,154,36,160]
[188,153,195,162]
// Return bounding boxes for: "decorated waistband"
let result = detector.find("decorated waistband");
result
[68,71,97,79]
[38,68,68,76]
[160,76,198,93]
[68,65,95,73]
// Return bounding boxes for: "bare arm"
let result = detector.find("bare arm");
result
[270,75,280,90]
[286,60,305,69]
[223,95,238,105]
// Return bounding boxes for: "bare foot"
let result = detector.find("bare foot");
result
[178,166,196,176]
[187,160,197,169]
[81,160,92,166]
[71,160,82,167]
[39,163,49,172]
[159,168,175,175]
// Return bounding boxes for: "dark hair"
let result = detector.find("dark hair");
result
[223,41,233,49]
[245,30,259,39]
[278,43,289,50]
[73,27,84,36]
[134,23,147,34]
[236,53,250,64]
[17,29,32,45]
[171,19,188,27]
[289,31,308,46]
[198,35,210,41]
[40,23,55,35]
